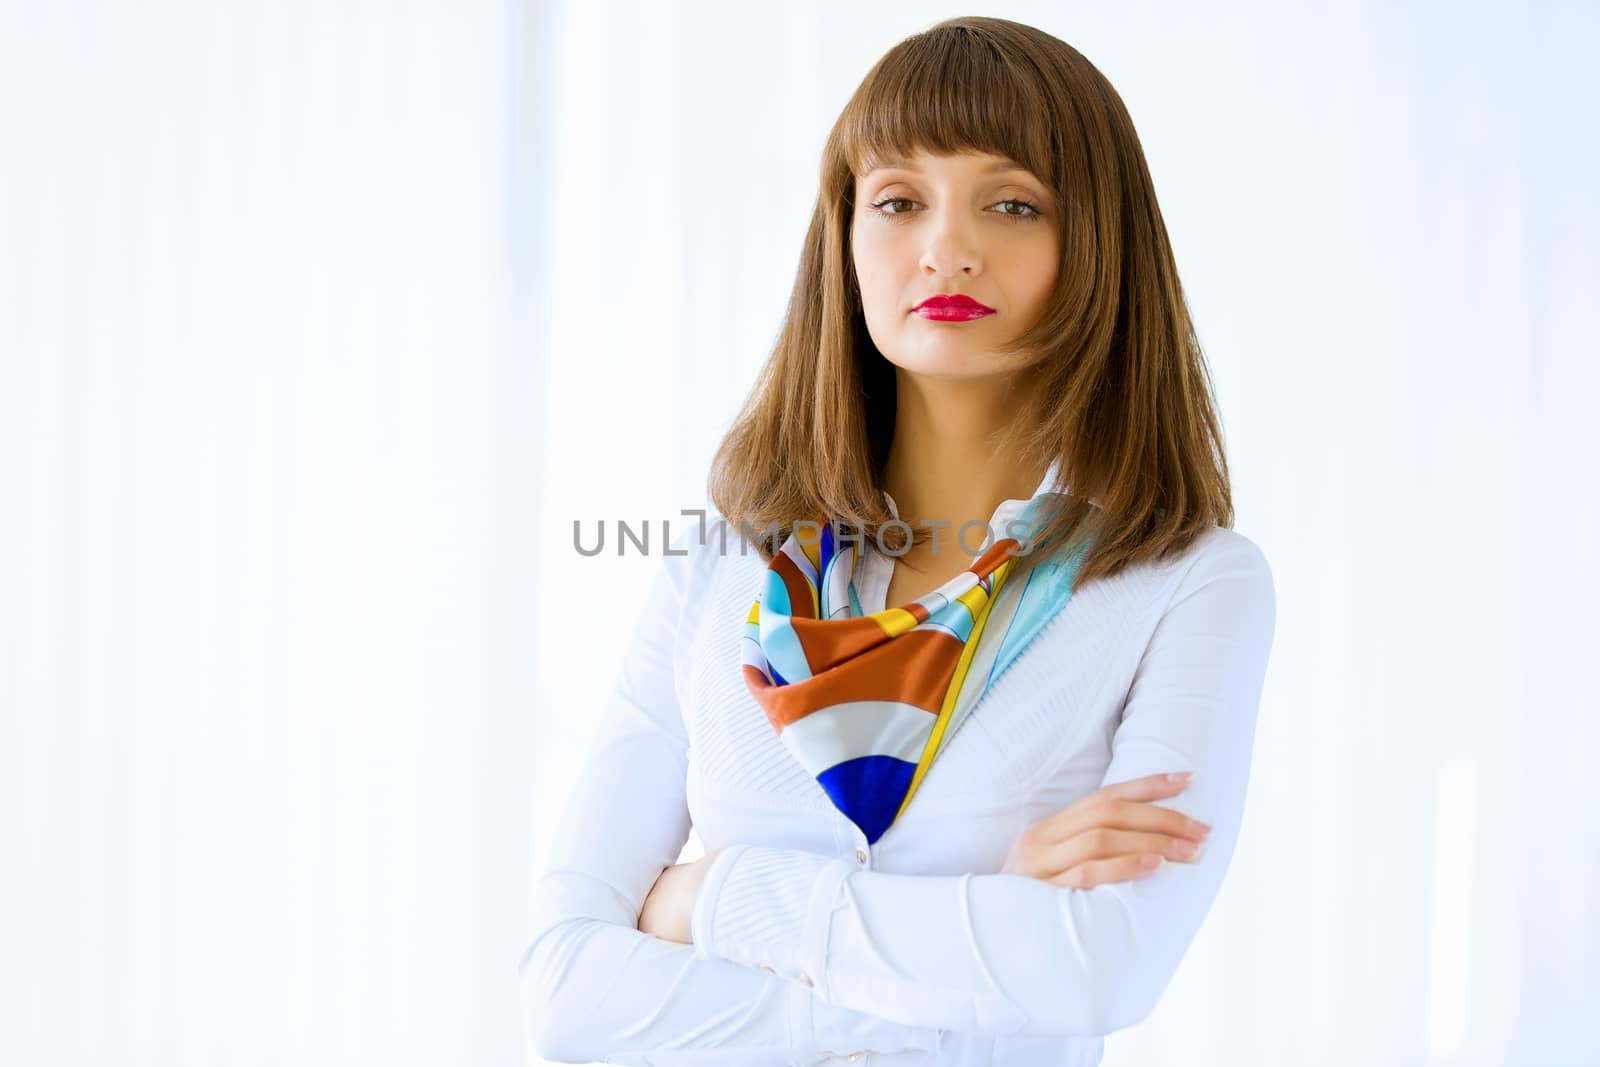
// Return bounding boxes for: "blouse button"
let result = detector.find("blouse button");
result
[800,973,815,988]
[854,847,867,864]
[848,1054,864,1063]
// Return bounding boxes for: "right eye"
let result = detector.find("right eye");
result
[869,197,916,214]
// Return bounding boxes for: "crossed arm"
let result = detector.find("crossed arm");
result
[518,532,1276,1062]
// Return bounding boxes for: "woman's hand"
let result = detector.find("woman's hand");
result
[1000,772,1212,889]
[638,847,725,945]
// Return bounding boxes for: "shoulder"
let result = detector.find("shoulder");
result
[1171,525,1273,585]
[1154,525,1276,637]
[654,506,768,614]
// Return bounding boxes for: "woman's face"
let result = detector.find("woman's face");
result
[851,149,1059,383]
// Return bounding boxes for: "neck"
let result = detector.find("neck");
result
[882,369,1049,532]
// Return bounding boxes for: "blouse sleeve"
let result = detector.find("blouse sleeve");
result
[517,525,947,1064]
[687,531,1277,1038]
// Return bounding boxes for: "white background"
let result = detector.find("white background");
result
[1,2,1595,1065]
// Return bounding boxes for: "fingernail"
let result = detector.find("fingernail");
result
[1166,772,1193,783]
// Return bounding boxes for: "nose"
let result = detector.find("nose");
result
[918,205,982,278]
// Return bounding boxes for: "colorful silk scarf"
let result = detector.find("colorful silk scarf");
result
[741,492,1091,844]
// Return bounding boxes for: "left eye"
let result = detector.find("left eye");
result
[995,200,1041,218]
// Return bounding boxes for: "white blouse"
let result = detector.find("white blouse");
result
[520,469,1277,1066]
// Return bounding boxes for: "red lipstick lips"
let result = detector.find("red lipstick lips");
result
[913,293,996,322]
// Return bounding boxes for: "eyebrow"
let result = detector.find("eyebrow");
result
[865,156,1033,176]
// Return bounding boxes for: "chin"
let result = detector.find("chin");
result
[886,355,1011,384]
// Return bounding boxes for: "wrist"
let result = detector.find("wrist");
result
[687,848,724,912]
[686,845,742,955]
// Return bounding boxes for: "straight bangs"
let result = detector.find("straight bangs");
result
[831,30,1060,194]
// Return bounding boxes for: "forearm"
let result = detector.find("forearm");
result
[691,655,1263,1042]
[520,869,944,1063]
[691,844,1201,1038]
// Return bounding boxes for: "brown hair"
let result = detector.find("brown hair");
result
[707,15,1233,591]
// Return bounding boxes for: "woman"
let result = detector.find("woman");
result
[521,15,1275,1066]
